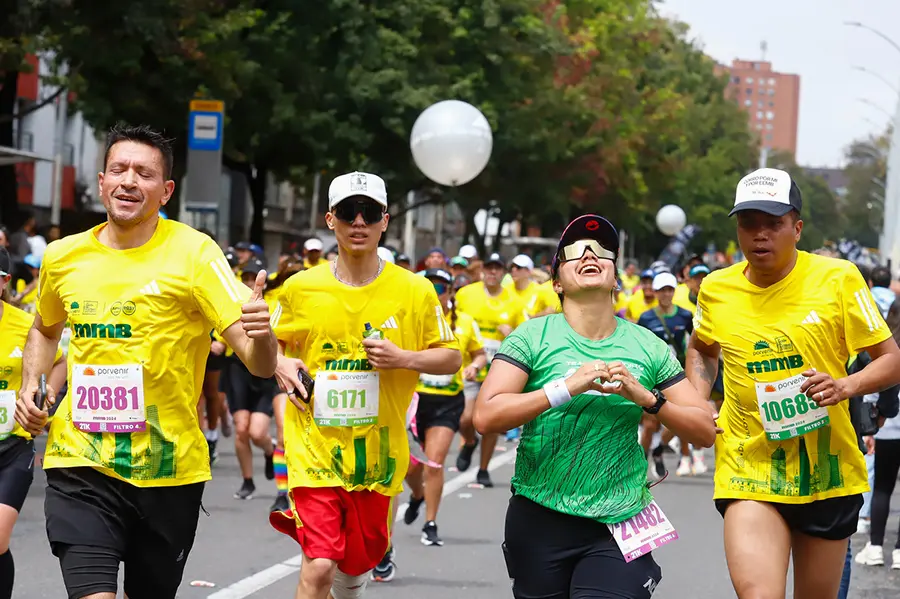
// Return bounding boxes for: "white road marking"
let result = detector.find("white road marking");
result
[207,448,517,598]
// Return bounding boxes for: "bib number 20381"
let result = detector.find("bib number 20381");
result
[71,364,146,433]
[314,371,379,427]
[607,500,678,563]
[755,374,830,441]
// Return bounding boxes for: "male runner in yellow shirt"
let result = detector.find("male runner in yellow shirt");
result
[270,171,461,599]
[14,124,278,599]
[687,168,900,599]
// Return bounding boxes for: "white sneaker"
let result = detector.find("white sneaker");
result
[676,457,692,476]
[691,452,708,475]
[669,437,682,455]
[892,549,900,570]
[855,542,884,566]
[856,518,871,535]
[647,461,661,482]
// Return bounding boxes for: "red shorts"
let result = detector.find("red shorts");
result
[269,486,393,576]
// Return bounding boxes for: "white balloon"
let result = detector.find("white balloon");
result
[410,100,493,187]
[656,205,686,236]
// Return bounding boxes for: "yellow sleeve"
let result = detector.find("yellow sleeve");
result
[271,279,307,351]
[841,267,891,354]
[36,244,67,327]
[191,237,251,334]
[466,318,484,355]
[419,282,458,350]
[693,286,715,346]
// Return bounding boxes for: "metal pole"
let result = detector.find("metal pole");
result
[309,172,321,234]
[50,86,68,226]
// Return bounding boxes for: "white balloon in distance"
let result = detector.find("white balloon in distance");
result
[656,205,686,236]
[410,100,493,186]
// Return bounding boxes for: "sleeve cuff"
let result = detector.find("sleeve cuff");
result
[657,371,686,390]
[493,353,531,375]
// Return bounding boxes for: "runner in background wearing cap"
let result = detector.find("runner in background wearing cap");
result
[15,124,278,599]
[475,214,716,599]
[672,255,705,313]
[226,258,279,501]
[454,252,528,487]
[625,269,658,322]
[686,168,900,599]
[402,268,487,548]
[449,256,469,280]
[638,273,707,478]
[674,264,709,314]
[395,254,413,271]
[505,254,558,318]
[0,246,66,599]
[270,171,461,599]
[421,248,448,272]
[303,238,325,269]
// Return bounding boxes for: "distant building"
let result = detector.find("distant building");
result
[718,59,801,158]
[803,167,849,198]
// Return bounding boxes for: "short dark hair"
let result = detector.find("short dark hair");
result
[104,123,175,179]
[871,265,892,289]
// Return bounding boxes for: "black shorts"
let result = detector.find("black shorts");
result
[504,494,662,599]
[206,352,226,372]
[224,360,278,416]
[45,466,205,599]
[415,391,465,442]
[715,494,863,541]
[0,436,35,512]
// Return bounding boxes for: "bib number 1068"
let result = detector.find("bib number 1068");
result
[327,389,368,409]
[75,385,141,411]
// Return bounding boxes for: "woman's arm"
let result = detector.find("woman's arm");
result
[473,360,546,434]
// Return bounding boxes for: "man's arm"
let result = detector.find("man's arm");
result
[836,338,900,400]
[220,271,278,379]
[16,314,66,435]
[405,348,462,375]
[686,331,720,400]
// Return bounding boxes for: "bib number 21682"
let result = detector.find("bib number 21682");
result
[607,500,678,563]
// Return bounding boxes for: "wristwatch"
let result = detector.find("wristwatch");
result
[643,388,667,414]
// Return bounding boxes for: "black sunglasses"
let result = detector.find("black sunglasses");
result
[333,199,385,225]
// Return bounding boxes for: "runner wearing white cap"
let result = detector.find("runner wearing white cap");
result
[303,238,324,269]
[506,254,557,318]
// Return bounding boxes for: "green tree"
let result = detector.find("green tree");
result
[840,133,889,249]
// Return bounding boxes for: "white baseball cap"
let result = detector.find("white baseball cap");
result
[376,246,395,264]
[304,238,323,252]
[328,171,388,209]
[652,272,678,291]
[511,254,534,270]
[729,168,802,217]
[458,244,478,260]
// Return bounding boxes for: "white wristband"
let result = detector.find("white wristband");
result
[543,378,572,409]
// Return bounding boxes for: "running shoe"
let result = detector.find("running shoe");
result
[476,469,493,488]
[234,479,255,500]
[456,438,479,472]
[855,542,884,566]
[371,547,396,582]
[265,451,275,480]
[270,494,290,513]
[404,496,424,525]
[421,521,444,547]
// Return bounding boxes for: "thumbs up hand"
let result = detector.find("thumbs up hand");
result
[241,270,272,339]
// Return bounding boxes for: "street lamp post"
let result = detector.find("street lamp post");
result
[846,21,900,270]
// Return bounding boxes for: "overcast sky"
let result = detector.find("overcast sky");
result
[658,0,900,167]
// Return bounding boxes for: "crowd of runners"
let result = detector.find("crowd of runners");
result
[1,124,900,599]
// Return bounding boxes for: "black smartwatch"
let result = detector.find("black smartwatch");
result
[643,388,666,414]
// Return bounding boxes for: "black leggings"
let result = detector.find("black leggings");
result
[504,494,662,599]
[871,438,900,548]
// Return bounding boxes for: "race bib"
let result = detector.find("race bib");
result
[0,391,16,439]
[483,339,502,364]
[71,364,146,433]
[755,374,830,441]
[314,371,379,427]
[607,500,679,563]
[420,373,454,389]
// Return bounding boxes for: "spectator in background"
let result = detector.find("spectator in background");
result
[45,224,62,243]
[423,247,447,270]
[395,253,412,271]
[12,253,41,313]
[868,266,896,319]
[234,241,254,268]
[303,238,324,269]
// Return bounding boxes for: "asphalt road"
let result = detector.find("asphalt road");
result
[10,437,900,598]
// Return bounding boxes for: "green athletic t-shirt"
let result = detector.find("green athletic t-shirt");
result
[495,314,685,523]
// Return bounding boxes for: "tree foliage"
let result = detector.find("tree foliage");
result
[839,132,889,249]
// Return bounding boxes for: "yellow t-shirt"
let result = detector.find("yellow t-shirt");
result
[454,282,528,382]
[0,302,63,440]
[694,251,889,503]
[540,280,562,313]
[272,262,459,496]
[673,283,696,313]
[37,219,249,487]
[626,289,658,322]
[15,279,38,314]
[505,280,559,318]
[417,311,483,396]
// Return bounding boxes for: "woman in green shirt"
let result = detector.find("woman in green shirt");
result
[474,214,717,599]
